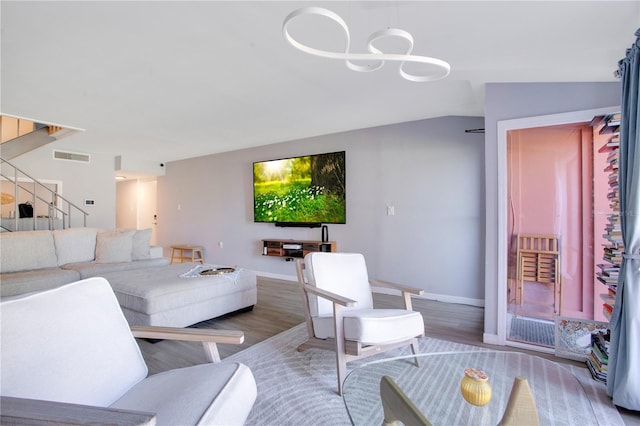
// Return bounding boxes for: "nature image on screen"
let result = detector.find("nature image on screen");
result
[253,151,346,224]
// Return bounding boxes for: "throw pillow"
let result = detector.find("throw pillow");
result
[132,228,152,260]
[53,228,99,265]
[94,229,136,263]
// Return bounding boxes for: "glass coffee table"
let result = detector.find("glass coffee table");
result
[343,351,597,425]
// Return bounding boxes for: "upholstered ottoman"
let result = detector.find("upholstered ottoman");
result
[99,262,257,327]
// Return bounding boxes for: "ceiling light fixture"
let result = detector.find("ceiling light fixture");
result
[282,7,450,82]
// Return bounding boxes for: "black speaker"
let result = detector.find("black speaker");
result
[321,225,328,242]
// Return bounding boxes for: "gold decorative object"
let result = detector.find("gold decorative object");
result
[460,368,492,406]
[1,192,15,205]
[200,267,235,276]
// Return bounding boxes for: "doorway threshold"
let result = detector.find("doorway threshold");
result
[507,314,555,352]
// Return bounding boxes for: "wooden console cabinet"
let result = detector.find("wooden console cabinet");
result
[262,239,336,259]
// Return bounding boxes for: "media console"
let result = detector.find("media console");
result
[262,239,337,259]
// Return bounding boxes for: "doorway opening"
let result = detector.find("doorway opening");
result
[116,178,158,245]
[497,107,618,353]
[506,123,593,348]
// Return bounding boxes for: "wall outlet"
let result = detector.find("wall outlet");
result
[218,241,223,248]
[387,205,395,216]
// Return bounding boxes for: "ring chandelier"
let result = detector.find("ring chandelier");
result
[282,7,450,82]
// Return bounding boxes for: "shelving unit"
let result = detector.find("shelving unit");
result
[594,113,622,321]
[261,239,336,259]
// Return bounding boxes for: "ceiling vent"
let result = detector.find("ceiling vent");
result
[53,150,91,163]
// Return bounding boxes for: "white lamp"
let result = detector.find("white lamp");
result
[282,7,450,82]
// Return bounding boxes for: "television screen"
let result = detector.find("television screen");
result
[253,151,346,225]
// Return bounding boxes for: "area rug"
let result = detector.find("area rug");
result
[226,323,623,426]
[509,316,555,347]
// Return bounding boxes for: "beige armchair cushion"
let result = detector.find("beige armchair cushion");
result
[306,252,374,316]
[111,362,256,426]
[1,278,148,406]
[312,308,425,345]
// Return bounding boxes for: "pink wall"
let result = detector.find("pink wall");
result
[507,124,596,319]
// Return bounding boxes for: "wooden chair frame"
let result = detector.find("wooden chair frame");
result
[515,234,562,314]
[295,258,424,395]
[380,375,432,426]
[1,326,245,425]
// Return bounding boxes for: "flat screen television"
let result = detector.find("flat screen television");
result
[253,151,346,226]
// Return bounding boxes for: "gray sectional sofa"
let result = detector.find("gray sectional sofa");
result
[102,262,257,328]
[0,227,258,328]
[0,227,168,298]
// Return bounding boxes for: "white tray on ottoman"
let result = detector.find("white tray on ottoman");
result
[100,262,257,327]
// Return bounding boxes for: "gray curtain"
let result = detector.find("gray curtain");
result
[607,28,640,411]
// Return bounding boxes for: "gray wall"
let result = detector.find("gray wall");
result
[483,82,621,341]
[1,142,116,229]
[157,116,486,305]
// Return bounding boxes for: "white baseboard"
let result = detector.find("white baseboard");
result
[254,271,297,283]
[253,270,485,307]
[372,286,485,307]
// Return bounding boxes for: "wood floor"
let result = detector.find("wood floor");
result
[138,276,640,424]
[139,276,593,372]
[138,277,488,374]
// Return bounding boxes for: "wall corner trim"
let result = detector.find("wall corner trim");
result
[483,333,501,345]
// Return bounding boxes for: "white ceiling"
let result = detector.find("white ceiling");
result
[2,1,639,165]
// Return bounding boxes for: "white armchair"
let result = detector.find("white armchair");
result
[295,252,425,395]
[0,277,257,425]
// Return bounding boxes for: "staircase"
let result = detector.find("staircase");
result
[1,115,80,160]
[0,116,88,231]
[0,157,89,232]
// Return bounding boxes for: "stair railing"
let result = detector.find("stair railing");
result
[0,157,88,231]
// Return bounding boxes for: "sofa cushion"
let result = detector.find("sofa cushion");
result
[102,263,255,316]
[95,229,136,263]
[62,257,170,279]
[53,227,99,265]
[149,246,163,258]
[0,268,81,297]
[0,230,58,273]
[0,278,148,406]
[131,228,152,260]
[111,363,257,426]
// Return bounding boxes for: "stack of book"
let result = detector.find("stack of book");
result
[587,330,610,383]
[596,263,619,285]
[602,245,623,262]
[596,113,622,320]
